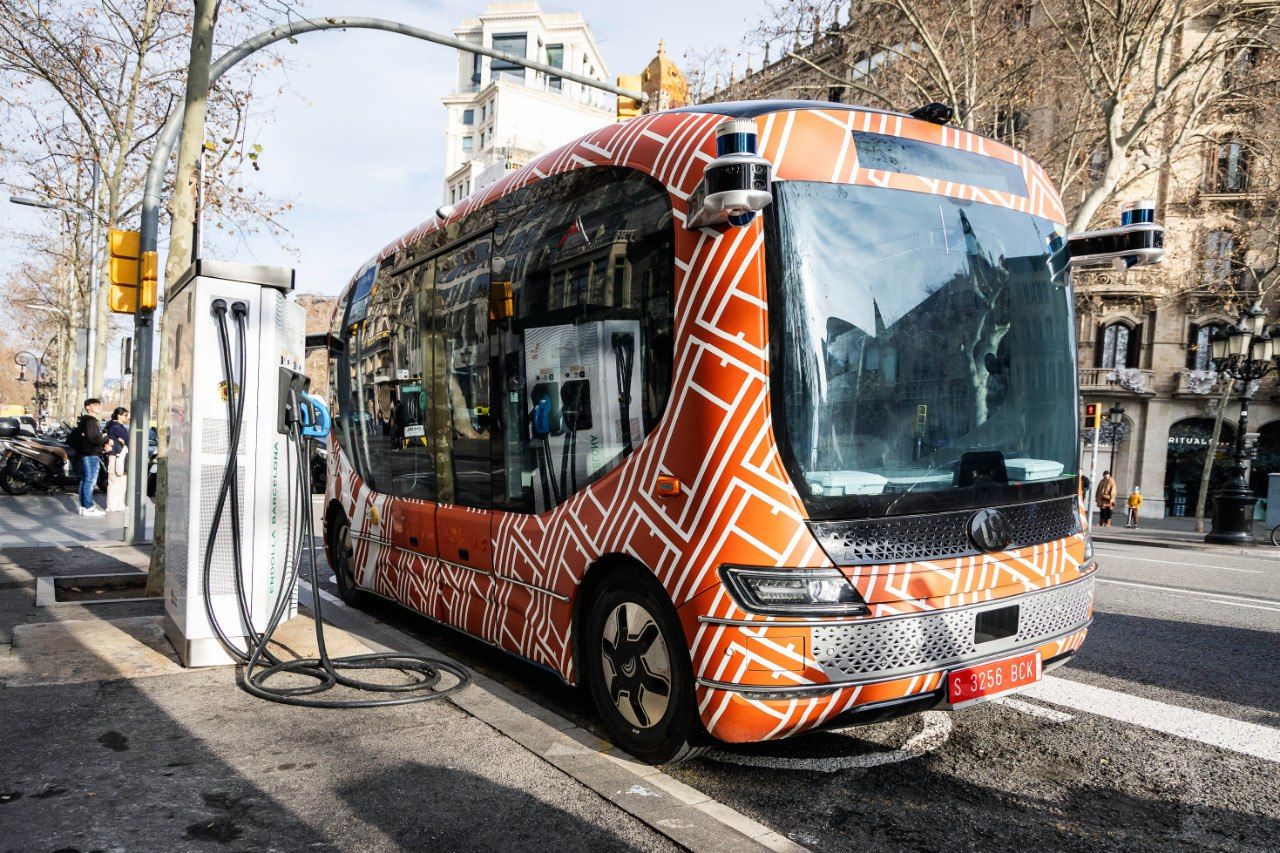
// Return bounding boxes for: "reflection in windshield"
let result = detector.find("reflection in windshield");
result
[769,182,1077,513]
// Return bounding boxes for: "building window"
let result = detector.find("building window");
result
[1005,2,1030,30]
[1211,136,1249,193]
[1201,229,1236,286]
[546,43,563,91]
[491,33,528,83]
[1088,147,1107,184]
[1187,322,1227,371]
[1224,42,1260,92]
[993,109,1031,146]
[462,109,474,125]
[480,130,487,148]
[1096,321,1140,369]
[461,135,474,153]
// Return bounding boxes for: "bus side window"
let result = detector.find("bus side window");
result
[352,260,401,492]
[330,290,351,460]
[492,167,675,514]
[434,237,493,507]
[379,261,436,501]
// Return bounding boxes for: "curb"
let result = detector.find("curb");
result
[1092,533,1280,560]
[298,581,806,853]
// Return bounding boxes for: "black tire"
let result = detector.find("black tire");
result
[327,509,367,607]
[1271,525,1280,548]
[0,460,32,496]
[583,570,705,764]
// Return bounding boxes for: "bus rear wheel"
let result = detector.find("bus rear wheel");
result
[583,572,705,764]
[326,509,366,607]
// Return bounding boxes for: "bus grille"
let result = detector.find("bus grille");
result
[809,495,1082,566]
[811,576,1094,681]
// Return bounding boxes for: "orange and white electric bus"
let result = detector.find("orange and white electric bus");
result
[324,101,1152,762]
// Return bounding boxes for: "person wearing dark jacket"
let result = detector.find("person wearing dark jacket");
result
[104,407,130,513]
[73,398,109,516]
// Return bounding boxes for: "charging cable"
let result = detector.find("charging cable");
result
[203,298,470,707]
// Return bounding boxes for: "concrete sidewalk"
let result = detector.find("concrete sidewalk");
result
[1089,512,1280,558]
[0,492,153,547]
[0,543,796,852]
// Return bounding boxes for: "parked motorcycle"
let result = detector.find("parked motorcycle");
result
[0,421,106,496]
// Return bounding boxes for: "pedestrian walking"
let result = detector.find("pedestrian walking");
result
[1126,486,1143,529]
[68,398,110,516]
[1095,470,1117,527]
[104,407,130,513]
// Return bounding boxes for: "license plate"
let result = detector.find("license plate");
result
[947,651,1041,706]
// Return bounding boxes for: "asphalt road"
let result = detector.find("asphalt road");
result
[314,518,1280,852]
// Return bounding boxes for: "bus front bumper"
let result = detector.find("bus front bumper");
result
[691,572,1095,743]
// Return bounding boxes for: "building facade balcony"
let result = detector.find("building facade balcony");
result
[1080,367,1157,397]
[1072,269,1165,300]
[1173,369,1227,398]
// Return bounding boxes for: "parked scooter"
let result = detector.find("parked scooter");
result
[0,422,106,496]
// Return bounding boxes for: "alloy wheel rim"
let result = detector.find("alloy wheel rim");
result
[600,601,672,729]
[337,521,357,589]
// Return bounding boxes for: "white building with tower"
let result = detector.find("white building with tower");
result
[441,2,614,205]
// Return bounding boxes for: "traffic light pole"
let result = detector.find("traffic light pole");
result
[1088,424,1099,526]
[124,15,647,543]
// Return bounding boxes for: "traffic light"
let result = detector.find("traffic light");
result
[107,228,140,313]
[616,75,642,121]
[1084,402,1100,429]
[139,250,158,311]
[106,229,157,313]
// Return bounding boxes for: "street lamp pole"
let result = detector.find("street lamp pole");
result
[1107,402,1126,476]
[13,346,54,426]
[1205,303,1275,544]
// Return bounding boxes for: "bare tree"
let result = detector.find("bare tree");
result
[1037,0,1280,231]
[0,0,291,398]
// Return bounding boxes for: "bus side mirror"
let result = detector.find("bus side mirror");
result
[1068,200,1165,271]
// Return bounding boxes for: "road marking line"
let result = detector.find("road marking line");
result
[709,711,952,773]
[1207,600,1280,613]
[1095,577,1280,607]
[1094,551,1263,574]
[1021,677,1280,764]
[993,696,1074,723]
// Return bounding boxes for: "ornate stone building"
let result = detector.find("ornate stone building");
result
[705,8,1278,519]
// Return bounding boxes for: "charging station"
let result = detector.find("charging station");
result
[161,260,307,667]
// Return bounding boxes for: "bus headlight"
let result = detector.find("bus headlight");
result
[720,566,868,616]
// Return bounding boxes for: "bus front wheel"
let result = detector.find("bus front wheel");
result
[583,571,705,764]
[326,509,367,607]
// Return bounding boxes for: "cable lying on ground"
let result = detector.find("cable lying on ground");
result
[204,297,470,707]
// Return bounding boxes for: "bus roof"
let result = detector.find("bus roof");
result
[670,100,901,120]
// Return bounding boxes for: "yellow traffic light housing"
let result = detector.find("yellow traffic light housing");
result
[139,251,158,311]
[107,228,141,314]
[616,75,642,122]
[1084,402,1100,429]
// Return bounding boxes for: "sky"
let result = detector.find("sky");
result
[179,0,764,296]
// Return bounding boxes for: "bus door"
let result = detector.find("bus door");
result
[432,236,495,633]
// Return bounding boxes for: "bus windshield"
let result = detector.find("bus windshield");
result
[767,181,1078,517]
